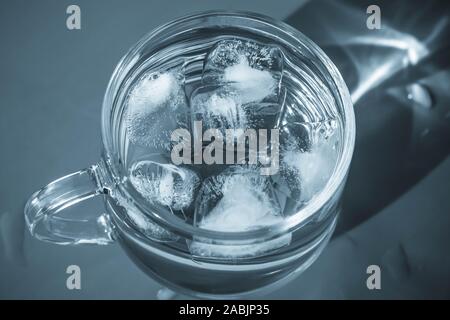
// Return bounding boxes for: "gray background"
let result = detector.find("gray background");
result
[1,0,450,299]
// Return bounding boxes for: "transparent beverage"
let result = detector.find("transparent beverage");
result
[25,13,354,299]
[116,34,342,295]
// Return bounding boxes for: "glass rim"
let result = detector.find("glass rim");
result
[101,10,356,242]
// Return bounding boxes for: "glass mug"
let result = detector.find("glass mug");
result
[25,12,355,298]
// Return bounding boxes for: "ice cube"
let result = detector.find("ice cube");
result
[203,39,283,104]
[114,192,178,242]
[193,39,284,147]
[127,207,179,242]
[189,234,292,259]
[129,160,200,213]
[190,84,282,160]
[189,166,291,258]
[190,85,248,138]
[194,167,282,231]
[279,120,339,204]
[126,69,189,151]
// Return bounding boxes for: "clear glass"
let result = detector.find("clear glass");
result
[24,11,355,298]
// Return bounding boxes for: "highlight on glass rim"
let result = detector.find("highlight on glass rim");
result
[1,0,450,305]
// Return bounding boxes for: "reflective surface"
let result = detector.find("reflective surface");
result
[1,0,450,299]
[32,12,352,298]
[286,0,450,236]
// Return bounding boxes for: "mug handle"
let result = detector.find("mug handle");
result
[24,164,115,245]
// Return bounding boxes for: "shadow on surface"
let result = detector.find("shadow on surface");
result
[286,0,450,235]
